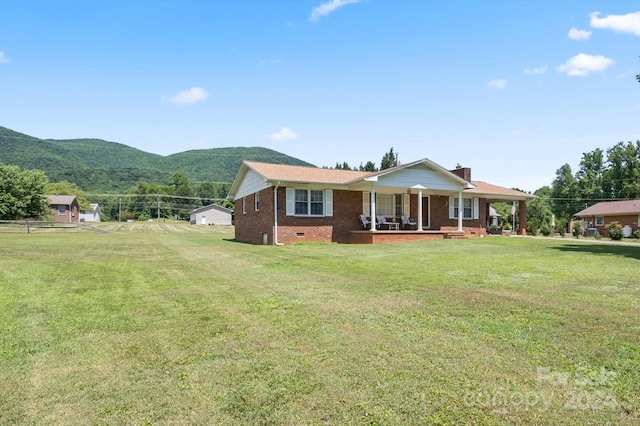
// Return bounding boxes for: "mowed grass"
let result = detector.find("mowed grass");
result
[1,223,638,425]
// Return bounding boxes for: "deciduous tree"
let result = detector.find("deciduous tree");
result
[604,141,640,199]
[551,163,579,227]
[0,163,49,219]
[575,149,605,201]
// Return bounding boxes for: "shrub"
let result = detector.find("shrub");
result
[571,220,583,238]
[503,223,512,230]
[540,225,552,236]
[607,221,623,240]
[634,229,640,239]
[594,230,602,239]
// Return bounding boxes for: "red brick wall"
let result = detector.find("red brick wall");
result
[581,214,639,237]
[349,232,445,244]
[275,189,362,244]
[234,188,491,244]
[50,202,79,223]
[234,188,364,244]
[234,188,275,245]
[428,195,487,237]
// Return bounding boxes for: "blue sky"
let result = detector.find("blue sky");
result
[1,0,638,191]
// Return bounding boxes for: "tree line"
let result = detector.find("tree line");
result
[331,147,399,171]
[330,143,640,235]
[2,141,639,228]
[0,162,231,221]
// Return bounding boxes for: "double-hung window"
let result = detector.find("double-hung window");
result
[254,192,259,211]
[449,197,478,220]
[463,198,472,219]
[375,194,403,217]
[287,188,333,216]
[595,217,604,226]
[295,189,323,215]
[58,205,66,215]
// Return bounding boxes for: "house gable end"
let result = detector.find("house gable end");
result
[232,169,271,200]
[376,163,468,191]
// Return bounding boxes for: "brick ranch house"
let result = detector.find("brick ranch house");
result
[46,195,80,223]
[574,200,640,238]
[228,159,535,245]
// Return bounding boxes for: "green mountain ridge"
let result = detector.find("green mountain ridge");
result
[0,126,314,193]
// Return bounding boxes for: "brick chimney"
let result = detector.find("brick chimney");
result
[450,164,471,182]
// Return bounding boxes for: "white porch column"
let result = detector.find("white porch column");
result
[417,189,423,231]
[370,185,377,232]
[457,190,463,231]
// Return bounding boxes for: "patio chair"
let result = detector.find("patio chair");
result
[359,214,371,229]
[376,215,393,230]
[401,215,417,230]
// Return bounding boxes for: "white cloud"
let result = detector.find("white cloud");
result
[166,87,208,105]
[487,79,507,90]
[524,65,548,75]
[310,0,362,22]
[589,11,640,36]
[0,51,9,63]
[568,28,592,40]
[556,53,614,76]
[268,127,299,142]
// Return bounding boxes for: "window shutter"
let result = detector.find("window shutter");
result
[325,190,333,216]
[449,196,455,219]
[286,188,295,216]
[362,191,370,216]
[403,193,410,216]
[473,198,479,219]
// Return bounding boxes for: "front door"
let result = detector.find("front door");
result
[422,197,430,229]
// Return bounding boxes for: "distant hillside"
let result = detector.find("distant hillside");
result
[0,126,313,193]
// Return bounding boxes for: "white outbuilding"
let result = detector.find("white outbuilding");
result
[189,204,233,226]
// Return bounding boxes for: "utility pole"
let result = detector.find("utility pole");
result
[118,198,122,222]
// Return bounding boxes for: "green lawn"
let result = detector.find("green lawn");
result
[1,223,638,425]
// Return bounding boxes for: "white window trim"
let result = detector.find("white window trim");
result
[362,191,370,216]
[58,205,66,215]
[449,196,477,220]
[242,197,247,215]
[254,192,259,211]
[285,188,333,217]
[595,216,604,226]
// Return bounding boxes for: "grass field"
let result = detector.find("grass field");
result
[1,222,638,425]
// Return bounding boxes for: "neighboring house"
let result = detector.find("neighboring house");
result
[227,159,534,245]
[79,203,101,222]
[574,200,640,238]
[47,195,80,223]
[189,203,233,225]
